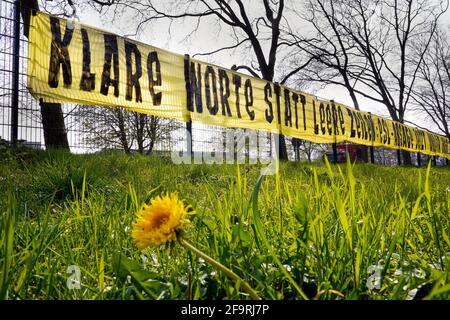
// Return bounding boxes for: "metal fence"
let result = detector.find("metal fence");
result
[0,0,279,160]
[0,0,447,166]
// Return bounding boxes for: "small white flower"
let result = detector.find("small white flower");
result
[407,288,418,300]
[394,269,402,276]
[103,286,113,293]
[283,264,292,272]
[141,254,148,269]
[414,269,426,279]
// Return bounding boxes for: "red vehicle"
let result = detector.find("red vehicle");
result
[325,144,368,163]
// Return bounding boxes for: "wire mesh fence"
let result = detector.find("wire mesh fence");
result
[0,0,447,166]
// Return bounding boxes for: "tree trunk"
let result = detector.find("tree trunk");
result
[274,133,288,161]
[402,150,412,165]
[116,109,130,153]
[21,0,69,151]
[40,102,69,150]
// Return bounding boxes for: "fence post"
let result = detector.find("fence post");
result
[432,156,437,166]
[184,54,193,160]
[417,152,421,167]
[332,143,338,164]
[397,149,401,165]
[369,146,375,164]
[11,0,21,144]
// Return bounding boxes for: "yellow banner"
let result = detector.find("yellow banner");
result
[27,12,450,159]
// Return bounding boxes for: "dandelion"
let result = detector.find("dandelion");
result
[132,192,261,300]
[132,192,192,250]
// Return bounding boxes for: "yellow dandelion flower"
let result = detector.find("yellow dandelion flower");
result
[132,192,192,250]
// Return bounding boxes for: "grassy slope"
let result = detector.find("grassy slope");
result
[0,150,449,300]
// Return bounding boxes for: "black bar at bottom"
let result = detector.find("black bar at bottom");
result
[417,152,421,167]
[397,150,401,166]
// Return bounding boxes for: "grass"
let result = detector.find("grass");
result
[0,149,449,300]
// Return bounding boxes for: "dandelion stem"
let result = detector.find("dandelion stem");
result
[178,237,261,300]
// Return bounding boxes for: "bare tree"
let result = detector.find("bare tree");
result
[282,0,366,112]
[291,137,327,162]
[291,0,449,164]
[73,105,180,154]
[411,27,450,139]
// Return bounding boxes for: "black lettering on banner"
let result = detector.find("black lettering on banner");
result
[48,16,73,88]
[420,130,426,150]
[401,125,406,147]
[125,41,142,102]
[416,129,420,149]
[364,115,374,141]
[284,89,292,127]
[416,130,420,149]
[414,129,423,150]
[377,119,383,144]
[428,134,434,152]
[428,133,436,152]
[300,94,307,131]
[412,129,417,149]
[422,131,427,150]
[219,69,232,117]
[189,62,203,113]
[319,103,326,135]
[100,34,119,97]
[325,104,332,135]
[402,125,407,147]
[292,93,299,129]
[183,56,193,112]
[409,128,414,149]
[382,119,391,144]
[359,113,367,140]
[80,28,95,91]
[406,127,412,148]
[244,79,255,120]
[393,122,402,147]
[404,126,409,148]
[331,103,338,135]
[384,120,389,144]
[356,111,362,139]
[274,84,282,125]
[355,112,362,138]
[338,106,345,135]
[264,83,274,123]
[392,122,398,146]
[148,51,162,106]
[442,137,449,154]
[232,74,242,118]
[313,100,319,135]
[348,109,356,138]
[368,115,374,141]
[205,66,218,115]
